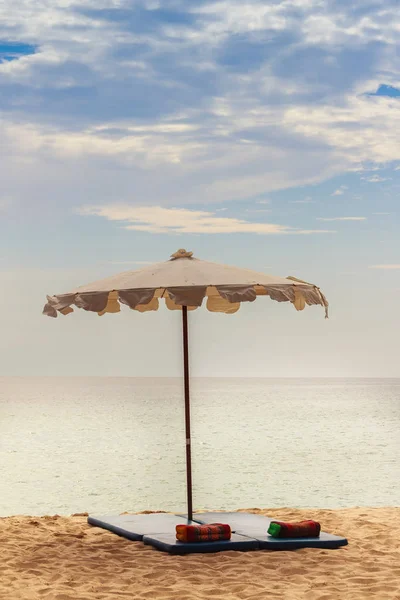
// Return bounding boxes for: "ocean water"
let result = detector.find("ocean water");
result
[0,377,399,517]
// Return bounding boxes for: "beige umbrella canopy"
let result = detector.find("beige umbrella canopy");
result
[43,249,328,518]
[43,248,328,318]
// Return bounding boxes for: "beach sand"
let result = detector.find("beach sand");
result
[1,507,399,600]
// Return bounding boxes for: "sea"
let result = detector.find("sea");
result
[0,377,399,517]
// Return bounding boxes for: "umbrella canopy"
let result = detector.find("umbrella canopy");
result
[43,249,328,519]
[43,248,328,318]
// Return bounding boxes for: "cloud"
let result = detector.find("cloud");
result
[369,265,400,270]
[0,117,349,208]
[78,204,334,235]
[285,95,400,166]
[331,185,347,196]
[373,212,390,215]
[316,216,366,221]
[0,0,399,215]
[291,196,315,203]
[354,164,382,173]
[363,175,389,183]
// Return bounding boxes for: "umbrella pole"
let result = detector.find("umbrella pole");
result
[182,305,193,521]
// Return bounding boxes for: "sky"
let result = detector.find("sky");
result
[0,0,399,377]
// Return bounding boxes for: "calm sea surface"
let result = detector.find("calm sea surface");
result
[0,377,399,516]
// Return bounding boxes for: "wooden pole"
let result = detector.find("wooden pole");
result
[182,305,193,521]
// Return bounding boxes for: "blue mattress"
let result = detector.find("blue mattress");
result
[143,533,259,554]
[183,512,348,550]
[87,513,259,553]
[87,513,194,541]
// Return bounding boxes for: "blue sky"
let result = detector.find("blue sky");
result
[0,0,399,377]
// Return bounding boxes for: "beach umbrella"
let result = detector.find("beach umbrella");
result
[43,248,328,520]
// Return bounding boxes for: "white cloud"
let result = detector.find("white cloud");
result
[78,204,334,235]
[0,0,399,215]
[363,175,389,182]
[373,212,390,215]
[331,187,346,196]
[284,96,400,165]
[316,216,366,221]
[354,164,382,173]
[0,116,349,208]
[369,264,400,270]
[291,196,315,203]
[188,2,292,38]
[302,5,399,46]
[189,1,400,48]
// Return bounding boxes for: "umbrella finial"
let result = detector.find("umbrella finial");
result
[171,249,193,260]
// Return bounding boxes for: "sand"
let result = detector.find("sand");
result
[1,507,399,600]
